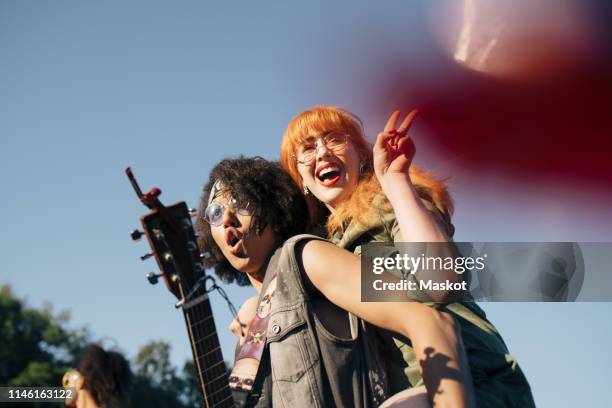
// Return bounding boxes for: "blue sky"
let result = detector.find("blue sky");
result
[1,2,611,406]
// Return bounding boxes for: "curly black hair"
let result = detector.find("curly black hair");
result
[78,344,132,408]
[195,156,309,285]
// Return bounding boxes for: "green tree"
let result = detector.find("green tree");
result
[131,341,187,407]
[180,361,202,408]
[0,285,88,407]
[0,285,204,408]
[131,341,203,407]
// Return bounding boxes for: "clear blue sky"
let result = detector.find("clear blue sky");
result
[1,1,611,406]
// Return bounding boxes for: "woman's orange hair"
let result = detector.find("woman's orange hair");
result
[280,105,454,237]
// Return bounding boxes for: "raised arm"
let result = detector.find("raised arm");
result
[373,110,449,243]
[372,110,469,302]
[297,239,475,408]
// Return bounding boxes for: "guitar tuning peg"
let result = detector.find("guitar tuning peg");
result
[188,208,198,218]
[140,252,154,261]
[146,271,162,285]
[130,229,144,241]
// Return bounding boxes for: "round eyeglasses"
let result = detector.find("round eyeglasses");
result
[62,369,81,388]
[204,197,253,226]
[294,132,348,165]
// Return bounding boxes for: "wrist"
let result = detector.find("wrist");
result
[379,172,417,201]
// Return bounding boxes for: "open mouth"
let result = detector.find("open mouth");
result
[226,229,244,255]
[316,163,342,187]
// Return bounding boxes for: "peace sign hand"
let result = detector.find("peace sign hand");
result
[373,109,418,184]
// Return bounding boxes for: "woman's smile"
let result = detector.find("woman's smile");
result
[300,142,360,209]
[315,162,342,187]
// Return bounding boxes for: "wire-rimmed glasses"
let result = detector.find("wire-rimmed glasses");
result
[204,197,253,226]
[293,132,348,165]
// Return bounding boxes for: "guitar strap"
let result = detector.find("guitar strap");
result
[229,266,278,407]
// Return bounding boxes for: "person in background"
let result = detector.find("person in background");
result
[63,344,132,408]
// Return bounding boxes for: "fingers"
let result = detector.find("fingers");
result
[377,108,418,151]
[398,109,419,134]
[229,318,242,338]
[376,128,408,151]
[384,111,401,133]
[384,109,419,134]
[397,133,415,157]
[374,130,397,150]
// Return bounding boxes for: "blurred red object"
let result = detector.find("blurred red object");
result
[375,0,612,190]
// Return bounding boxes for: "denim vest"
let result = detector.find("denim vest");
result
[248,235,386,407]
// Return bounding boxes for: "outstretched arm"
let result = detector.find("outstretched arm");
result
[298,239,475,408]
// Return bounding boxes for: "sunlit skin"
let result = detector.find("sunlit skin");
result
[373,110,449,243]
[297,131,361,210]
[63,371,98,408]
[229,295,258,345]
[296,111,417,213]
[209,191,277,290]
[63,370,82,407]
[298,110,449,242]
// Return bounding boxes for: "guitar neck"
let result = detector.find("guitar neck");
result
[132,194,236,407]
[182,291,234,408]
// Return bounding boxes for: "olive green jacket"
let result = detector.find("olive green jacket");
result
[331,196,536,407]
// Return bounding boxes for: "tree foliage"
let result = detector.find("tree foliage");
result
[131,341,202,407]
[0,285,203,407]
[0,285,87,387]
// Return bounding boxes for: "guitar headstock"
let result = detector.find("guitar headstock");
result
[127,167,203,301]
[139,202,202,300]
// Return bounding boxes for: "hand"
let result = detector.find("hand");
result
[229,296,258,345]
[373,109,418,183]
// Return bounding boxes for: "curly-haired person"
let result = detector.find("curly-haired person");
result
[195,156,473,407]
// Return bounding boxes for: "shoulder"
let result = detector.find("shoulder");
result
[294,238,360,294]
[332,193,393,249]
[362,192,455,243]
[276,234,335,279]
[334,192,455,252]
[279,236,345,298]
[260,236,330,298]
[281,234,329,255]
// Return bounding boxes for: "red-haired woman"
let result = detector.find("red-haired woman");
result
[279,106,535,407]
